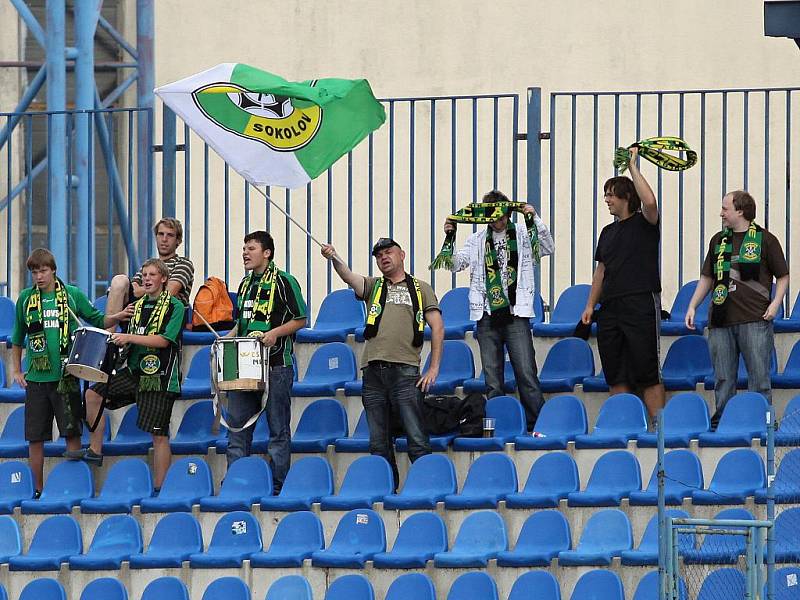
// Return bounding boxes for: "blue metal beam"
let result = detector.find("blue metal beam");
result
[136,0,155,259]
[0,158,47,212]
[74,0,101,292]
[97,14,138,60]
[161,106,177,217]
[46,0,68,271]
[100,73,138,109]
[10,0,46,49]
[0,65,46,151]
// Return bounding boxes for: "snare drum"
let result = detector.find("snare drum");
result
[65,327,118,383]
[212,337,267,391]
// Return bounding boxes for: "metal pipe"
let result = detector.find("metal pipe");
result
[0,65,46,151]
[74,0,101,295]
[161,106,177,217]
[136,0,155,258]
[46,0,68,271]
[0,60,138,69]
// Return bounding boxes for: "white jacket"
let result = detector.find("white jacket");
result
[450,216,554,321]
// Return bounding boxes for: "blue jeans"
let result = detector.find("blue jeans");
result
[476,314,544,430]
[225,365,294,490]
[707,320,774,427]
[362,362,431,489]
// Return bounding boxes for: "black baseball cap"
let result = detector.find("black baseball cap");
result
[371,237,401,256]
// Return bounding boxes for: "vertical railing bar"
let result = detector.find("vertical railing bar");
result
[388,100,395,239]
[368,132,374,277]
[265,185,271,229]
[184,123,191,256]
[613,94,620,176]
[306,181,312,322]
[244,181,250,234]
[224,162,230,284]
[451,98,457,289]
[512,95,519,207]
[409,100,416,273]
[90,112,98,294]
[570,94,577,286]
[700,94,706,273]
[548,93,556,309]
[203,142,209,280]
[5,116,11,295]
[492,96,499,190]
[786,91,792,314]
[125,110,134,279]
[25,115,33,272]
[285,186,292,282]
[722,91,728,195]
[592,94,598,265]
[347,150,353,268]
[743,90,750,191]
[764,91,771,243]
[636,93,642,142]
[327,168,333,294]
[429,99,437,290]
[472,97,478,205]
[657,93,663,217]
[65,112,73,280]
[678,92,685,287]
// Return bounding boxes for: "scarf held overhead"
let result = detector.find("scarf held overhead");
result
[429,201,540,270]
[614,137,698,173]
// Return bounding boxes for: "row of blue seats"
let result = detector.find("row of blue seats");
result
[2,441,793,519]
[17,567,783,600]
[3,503,799,573]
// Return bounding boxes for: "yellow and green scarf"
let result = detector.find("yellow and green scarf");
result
[127,291,172,391]
[236,261,278,332]
[614,136,697,173]
[710,222,763,326]
[364,274,424,347]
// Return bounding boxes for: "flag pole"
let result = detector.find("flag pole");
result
[252,185,346,265]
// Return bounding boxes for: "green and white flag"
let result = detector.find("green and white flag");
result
[155,63,386,189]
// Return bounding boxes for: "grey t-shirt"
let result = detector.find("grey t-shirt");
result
[358,276,440,367]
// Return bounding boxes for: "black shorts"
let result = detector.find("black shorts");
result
[25,381,82,442]
[91,369,176,436]
[596,292,662,389]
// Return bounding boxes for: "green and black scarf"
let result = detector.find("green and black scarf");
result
[429,201,540,271]
[24,277,78,393]
[363,274,424,347]
[614,136,698,173]
[485,219,521,321]
[126,291,174,391]
[236,260,278,332]
[710,222,763,326]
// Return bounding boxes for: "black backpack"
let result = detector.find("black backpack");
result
[458,392,487,437]
[421,392,486,437]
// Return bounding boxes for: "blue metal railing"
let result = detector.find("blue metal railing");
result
[544,86,800,313]
[0,106,151,298]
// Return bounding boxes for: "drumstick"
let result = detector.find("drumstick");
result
[192,308,223,339]
[66,305,84,329]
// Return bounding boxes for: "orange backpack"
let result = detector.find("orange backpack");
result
[191,276,235,331]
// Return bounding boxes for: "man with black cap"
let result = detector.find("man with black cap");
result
[321,237,443,488]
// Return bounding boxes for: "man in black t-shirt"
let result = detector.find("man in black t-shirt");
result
[581,147,665,423]
[685,191,788,428]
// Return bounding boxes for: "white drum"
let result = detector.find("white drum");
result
[212,337,268,391]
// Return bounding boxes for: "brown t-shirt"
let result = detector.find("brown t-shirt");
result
[701,227,788,327]
[358,276,440,367]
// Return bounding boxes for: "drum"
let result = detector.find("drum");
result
[212,337,267,391]
[65,327,118,383]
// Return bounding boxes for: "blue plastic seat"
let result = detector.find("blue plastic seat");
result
[68,514,142,570]
[385,574,436,600]
[574,393,648,449]
[692,448,765,505]
[506,451,579,508]
[372,512,447,568]
[80,458,152,513]
[170,400,226,454]
[662,336,714,390]
[297,289,366,342]
[250,511,324,567]
[508,572,560,600]
[0,460,33,512]
[582,369,609,392]
[80,578,128,600]
[0,406,27,457]
[181,346,212,399]
[532,284,591,337]
[497,510,571,567]
[344,379,363,396]
[463,360,517,394]
[311,508,386,568]
[139,456,213,512]
[0,361,25,403]
[773,341,800,388]
[18,579,67,600]
[292,342,357,396]
[189,511,261,567]
[0,297,14,343]
[539,337,595,392]
[199,456,271,511]
[771,567,800,600]
[21,460,93,514]
[43,413,110,456]
[703,350,778,389]
[661,280,711,335]
[774,291,800,332]
[425,287,474,339]
[629,449,704,505]
[771,507,800,563]
[557,509,633,566]
[755,448,800,503]
[200,577,249,600]
[0,515,21,563]
[264,576,312,600]
[260,456,333,511]
[698,391,768,446]
[444,452,517,509]
[453,395,525,451]
[632,571,688,600]
[433,510,508,567]
[636,392,710,447]
[383,453,457,509]
[129,512,203,568]
[291,398,349,452]
[103,405,153,455]
[530,291,546,325]
[334,410,370,452]
[446,572,498,600]
[683,509,753,564]
[396,430,458,452]
[140,577,190,600]
[422,340,475,394]
[568,450,641,506]
[319,455,393,510]
[620,510,692,566]
[324,575,374,600]
[515,394,587,449]
[572,570,624,600]
[9,515,82,570]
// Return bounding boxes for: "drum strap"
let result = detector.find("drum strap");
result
[212,391,266,433]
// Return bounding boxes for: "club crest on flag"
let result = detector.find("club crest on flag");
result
[193,83,323,152]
